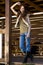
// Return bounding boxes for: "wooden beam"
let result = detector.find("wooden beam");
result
[33,0,43,2]
[5,0,12,65]
[12,0,23,2]
[0,0,5,1]
[0,2,5,4]
[0,8,5,12]
[25,0,43,12]
[0,29,5,33]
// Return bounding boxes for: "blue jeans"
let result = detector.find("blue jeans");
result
[19,33,31,53]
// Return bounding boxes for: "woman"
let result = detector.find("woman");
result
[11,1,33,63]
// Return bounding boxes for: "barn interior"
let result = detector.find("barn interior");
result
[0,0,43,65]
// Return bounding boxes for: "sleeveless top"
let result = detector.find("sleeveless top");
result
[19,14,31,34]
[20,19,28,34]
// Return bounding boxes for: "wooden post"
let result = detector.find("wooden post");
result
[5,0,12,65]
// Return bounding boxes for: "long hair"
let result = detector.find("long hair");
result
[17,2,29,18]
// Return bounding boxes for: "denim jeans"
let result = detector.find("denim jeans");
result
[19,33,31,53]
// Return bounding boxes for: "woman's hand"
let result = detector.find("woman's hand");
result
[16,2,21,5]
[10,2,21,15]
[26,34,30,38]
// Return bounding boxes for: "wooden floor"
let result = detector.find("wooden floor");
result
[11,56,43,65]
[0,56,43,65]
[0,63,43,65]
[12,62,43,65]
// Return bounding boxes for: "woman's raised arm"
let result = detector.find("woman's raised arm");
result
[10,2,21,15]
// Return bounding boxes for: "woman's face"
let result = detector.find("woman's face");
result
[20,6,25,13]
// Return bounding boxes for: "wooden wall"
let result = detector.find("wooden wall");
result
[0,13,43,57]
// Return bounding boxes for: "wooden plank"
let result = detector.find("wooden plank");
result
[5,0,12,65]
[25,0,43,11]
[0,29,5,33]
[0,2,5,5]
[33,0,43,2]
[12,62,34,65]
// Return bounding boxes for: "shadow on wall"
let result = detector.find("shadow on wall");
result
[31,42,41,54]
